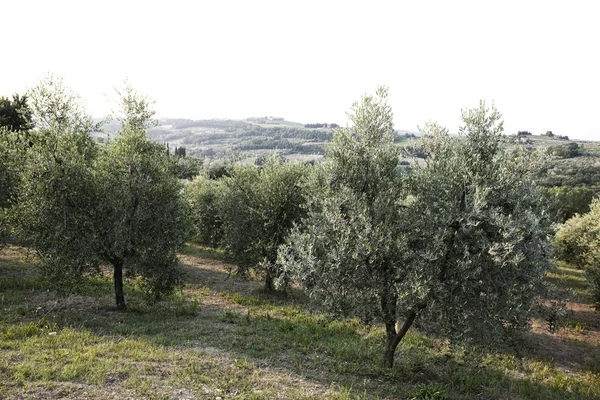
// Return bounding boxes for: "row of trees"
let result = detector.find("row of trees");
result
[186,158,308,291]
[186,88,554,367]
[1,76,189,310]
[304,123,339,129]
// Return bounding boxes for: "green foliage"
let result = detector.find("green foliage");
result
[279,86,406,315]
[412,101,553,341]
[539,153,600,192]
[545,185,596,223]
[92,83,189,302]
[9,78,189,307]
[279,92,552,367]
[0,93,34,132]
[548,142,580,158]
[554,199,600,302]
[184,175,224,248]
[9,126,99,289]
[0,130,20,245]
[28,73,94,133]
[278,87,412,366]
[0,94,34,246]
[219,156,308,290]
[409,384,449,400]
[171,155,202,180]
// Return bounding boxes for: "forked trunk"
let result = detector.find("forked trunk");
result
[113,259,126,310]
[382,308,421,368]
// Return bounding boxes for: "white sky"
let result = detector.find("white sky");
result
[3,0,599,140]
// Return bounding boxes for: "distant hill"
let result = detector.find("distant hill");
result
[94,117,419,162]
[93,116,600,195]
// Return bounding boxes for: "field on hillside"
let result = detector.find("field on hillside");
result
[97,118,419,163]
[98,118,600,196]
[1,245,599,400]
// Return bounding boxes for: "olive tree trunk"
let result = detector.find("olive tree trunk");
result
[113,259,126,310]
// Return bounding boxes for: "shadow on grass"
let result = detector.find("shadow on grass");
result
[2,251,600,399]
[524,327,600,374]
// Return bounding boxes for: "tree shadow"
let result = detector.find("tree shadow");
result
[2,248,599,400]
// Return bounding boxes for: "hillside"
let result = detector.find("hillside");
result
[97,117,600,197]
[97,117,419,162]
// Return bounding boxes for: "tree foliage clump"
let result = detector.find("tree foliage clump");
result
[0,93,35,245]
[185,175,224,248]
[92,87,189,307]
[219,157,308,291]
[278,87,412,366]
[0,94,34,133]
[28,73,94,133]
[548,142,580,159]
[9,78,188,309]
[545,185,596,223]
[9,99,99,287]
[411,102,553,343]
[554,199,600,302]
[279,90,553,367]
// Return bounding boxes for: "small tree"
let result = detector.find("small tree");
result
[184,174,224,248]
[278,87,412,366]
[219,157,307,291]
[92,83,189,308]
[409,102,553,346]
[10,79,188,309]
[9,75,98,279]
[9,125,99,288]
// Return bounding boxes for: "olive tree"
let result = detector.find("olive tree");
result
[184,175,224,248]
[219,156,308,291]
[91,84,189,308]
[278,91,553,368]
[9,121,99,287]
[409,103,553,346]
[11,79,188,309]
[277,87,413,366]
[554,198,600,302]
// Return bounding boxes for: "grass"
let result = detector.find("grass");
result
[546,262,590,301]
[180,242,225,260]
[1,246,600,399]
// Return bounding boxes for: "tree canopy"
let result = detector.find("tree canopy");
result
[278,92,553,367]
[9,80,188,308]
[219,156,308,291]
[0,93,33,133]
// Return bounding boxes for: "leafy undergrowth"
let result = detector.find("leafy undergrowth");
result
[1,246,599,399]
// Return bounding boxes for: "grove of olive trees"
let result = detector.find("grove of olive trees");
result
[1,76,580,373]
